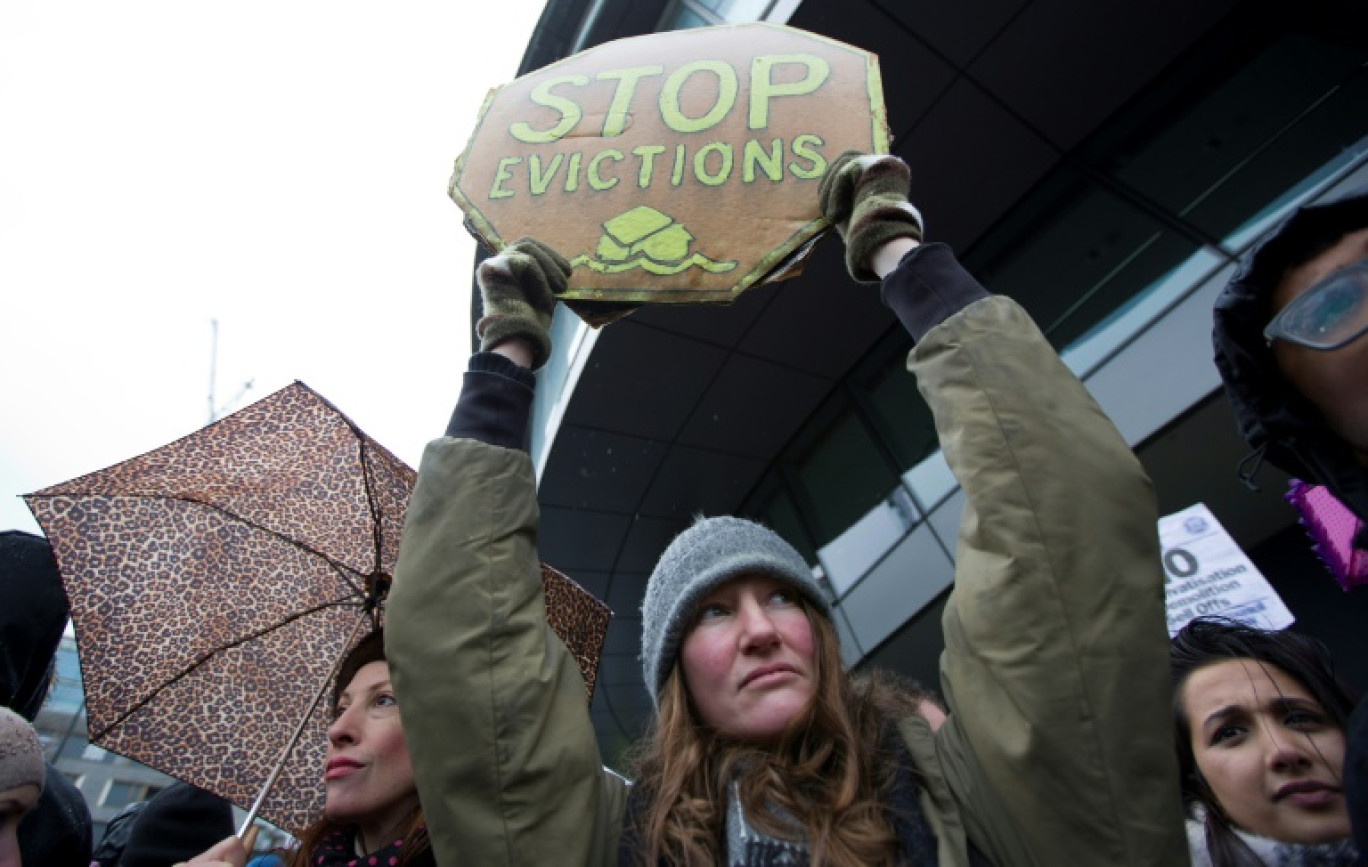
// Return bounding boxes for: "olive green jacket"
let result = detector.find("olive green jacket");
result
[387,293,1187,866]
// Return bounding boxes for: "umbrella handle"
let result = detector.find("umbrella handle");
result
[237,611,371,836]
[239,824,259,851]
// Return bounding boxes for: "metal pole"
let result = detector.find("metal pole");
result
[236,612,370,838]
[207,318,219,424]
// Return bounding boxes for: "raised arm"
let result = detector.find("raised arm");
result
[822,152,1187,865]
[386,240,626,866]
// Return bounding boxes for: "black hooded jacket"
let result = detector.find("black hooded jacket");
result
[0,529,95,867]
[1212,187,1368,546]
[116,782,235,867]
[0,530,70,719]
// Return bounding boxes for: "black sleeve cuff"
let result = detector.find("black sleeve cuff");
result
[880,242,992,343]
[444,351,537,450]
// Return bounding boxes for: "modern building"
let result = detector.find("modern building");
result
[486,0,1368,768]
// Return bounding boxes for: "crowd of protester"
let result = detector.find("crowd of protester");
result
[3,156,1365,867]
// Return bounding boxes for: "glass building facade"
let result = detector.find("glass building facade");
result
[518,0,1368,767]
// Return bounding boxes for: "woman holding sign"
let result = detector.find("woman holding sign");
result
[386,153,1186,865]
[1171,617,1358,865]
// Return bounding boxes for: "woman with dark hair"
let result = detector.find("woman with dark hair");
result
[1171,617,1358,865]
[386,151,1187,864]
[180,629,431,867]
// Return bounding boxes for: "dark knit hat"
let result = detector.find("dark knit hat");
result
[116,782,234,867]
[0,706,44,794]
[640,516,830,706]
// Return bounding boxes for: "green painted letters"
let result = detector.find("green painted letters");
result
[510,74,589,144]
[749,54,829,130]
[489,156,521,199]
[788,134,827,179]
[693,142,733,186]
[588,149,623,190]
[742,138,783,183]
[565,152,582,192]
[632,145,666,188]
[659,60,738,134]
[529,153,564,195]
[671,144,686,186]
[597,65,664,137]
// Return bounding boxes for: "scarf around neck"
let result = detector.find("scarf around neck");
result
[309,827,433,867]
[618,731,938,867]
[720,734,939,866]
[1186,815,1360,866]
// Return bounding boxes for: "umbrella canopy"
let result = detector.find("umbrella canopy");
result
[25,381,609,832]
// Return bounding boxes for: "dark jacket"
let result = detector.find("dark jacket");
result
[0,529,94,867]
[1212,187,1368,540]
[117,781,235,867]
[22,768,94,867]
[92,801,148,867]
[0,530,69,720]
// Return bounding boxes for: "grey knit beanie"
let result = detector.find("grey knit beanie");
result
[640,516,831,707]
[0,706,44,794]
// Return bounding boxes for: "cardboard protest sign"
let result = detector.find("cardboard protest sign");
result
[450,22,888,323]
[1159,503,1294,636]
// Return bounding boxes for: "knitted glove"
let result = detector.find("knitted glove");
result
[818,150,924,282]
[475,237,570,370]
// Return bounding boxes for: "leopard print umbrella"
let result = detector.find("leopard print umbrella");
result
[24,381,609,834]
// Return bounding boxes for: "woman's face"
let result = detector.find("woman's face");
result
[0,783,40,867]
[679,574,816,742]
[324,660,419,844]
[1182,658,1350,844]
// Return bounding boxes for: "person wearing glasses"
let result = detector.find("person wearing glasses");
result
[1213,187,1368,529]
[1211,186,1368,860]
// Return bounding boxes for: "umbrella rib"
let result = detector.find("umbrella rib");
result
[89,594,365,740]
[32,491,371,598]
[306,386,396,589]
[181,491,369,597]
[357,443,385,586]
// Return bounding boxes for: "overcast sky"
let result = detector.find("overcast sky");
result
[0,1,546,533]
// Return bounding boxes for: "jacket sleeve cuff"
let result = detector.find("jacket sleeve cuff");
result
[443,351,537,450]
[881,242,993,343]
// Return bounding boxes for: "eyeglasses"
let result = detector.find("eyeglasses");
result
[1264,259,1368,350]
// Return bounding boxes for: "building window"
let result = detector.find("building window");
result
[43,638,86,715]
[849,332,938,474]
[963,20,1368,355]
[58,735,89,761]
[658,0,784,29]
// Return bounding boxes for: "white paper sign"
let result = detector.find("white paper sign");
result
[1159,503,1295,636]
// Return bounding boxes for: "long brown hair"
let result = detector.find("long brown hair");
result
[625,602,915,865]
[281,629,431,866]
